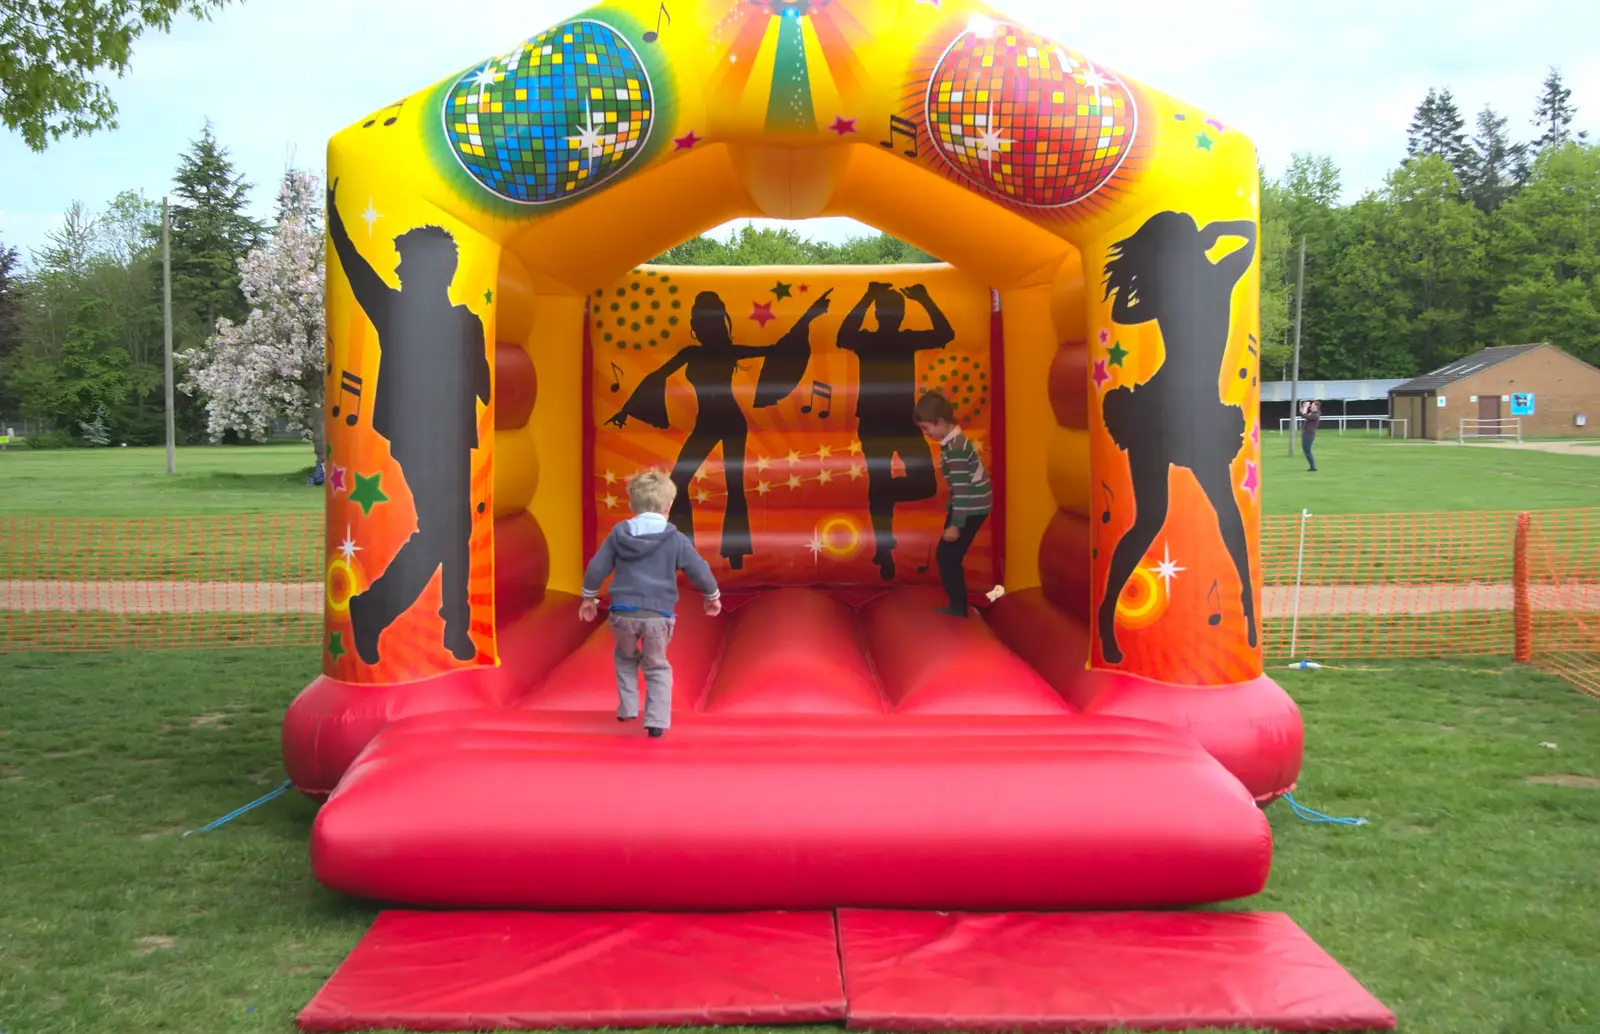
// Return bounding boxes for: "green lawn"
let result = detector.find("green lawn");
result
[0,649,1596,1033]
[0,445,322,517]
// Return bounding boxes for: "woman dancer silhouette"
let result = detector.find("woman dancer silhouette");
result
[1097,211,1257,664]
[608,290,831,569]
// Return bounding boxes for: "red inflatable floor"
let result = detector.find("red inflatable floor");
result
[301,910,1393,1033]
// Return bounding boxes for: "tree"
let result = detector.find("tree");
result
[1532,66,1585,153]
[0,1,233,151]
[179,169,326,460]
[1380,156,1486,372]
[1465,106,1526,214]
[0,238,20,413]
[1407,88,1471,185]
[656,225,934,266]
[1273,154,1345,378]
[1256,174,1293,379]
[167,122,261,337]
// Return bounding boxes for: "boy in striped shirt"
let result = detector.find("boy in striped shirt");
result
[914,391,993,617]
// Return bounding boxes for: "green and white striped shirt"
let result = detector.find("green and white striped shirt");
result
[939,427,993,528]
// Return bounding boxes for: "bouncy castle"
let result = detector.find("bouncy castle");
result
[281,5,1403,1026]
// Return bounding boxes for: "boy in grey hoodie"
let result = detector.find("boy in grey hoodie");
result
[579,470,722,737]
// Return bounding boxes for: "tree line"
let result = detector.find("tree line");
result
[1,69,1593,448]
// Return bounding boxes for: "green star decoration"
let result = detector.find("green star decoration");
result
[484,288,494,304]
[328,631,348,662]
[349,472,389,516]
[1107,340,1129,367]
[770,281,793,301]
[1196,132,1214,151]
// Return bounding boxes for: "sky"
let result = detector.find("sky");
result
[2,0,1598,264]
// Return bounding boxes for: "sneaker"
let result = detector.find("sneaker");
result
[647,727,665,739]
[618,715,637,722]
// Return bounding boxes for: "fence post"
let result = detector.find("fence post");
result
[1290,509,1311,659]
[1513,511,1532,664]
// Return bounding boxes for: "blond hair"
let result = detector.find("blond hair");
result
[627,469,677,514]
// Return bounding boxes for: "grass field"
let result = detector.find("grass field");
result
[0,649,1596,1033]
[0,445,322,517]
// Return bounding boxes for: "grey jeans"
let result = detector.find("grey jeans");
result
[610,613,675,729]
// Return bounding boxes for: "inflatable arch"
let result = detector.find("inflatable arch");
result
[287,0,1303,909]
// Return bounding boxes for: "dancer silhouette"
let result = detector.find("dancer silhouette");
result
[608,290,831,568]
[328,180,491,666]
[837,282,954,579]
[1097,211,1257,664]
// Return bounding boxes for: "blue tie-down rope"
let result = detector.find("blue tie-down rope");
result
[1282,792,1368,827]
[184,779,293,837]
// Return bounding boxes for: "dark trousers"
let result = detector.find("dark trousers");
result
[937,512,986,616]
[1302,433,1317,470]
[361,462,472,641]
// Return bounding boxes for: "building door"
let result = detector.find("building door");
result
[1478,394,1502,425]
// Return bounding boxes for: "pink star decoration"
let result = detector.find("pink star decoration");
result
[1205,117,1227,133]
[1240,460,1259,501]
[674,130,702,151]
[1098,328,1110,346]
[1091,358,1111,390]
[329,464,347,494]
[1250,424,1261,446]
[828,115,858,136]
[749,301,776,327]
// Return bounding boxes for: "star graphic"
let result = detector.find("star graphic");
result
[848,440,863,455]
[816,468,834,484]
[1241,460,1260,501]
[603,470,618,484]
[972,102,1013,167]
[1205,117,1227,133]
[1078,64,1110,106]
[1098,328,1110,346]
[755,455,772,472]
[569,100,615,163]
[786,450,802,466]
[847,463,865,480]
[1152,543,1185,593]
[695,489,711,504]
[1092,358,1111,390]
[828,115,858,136]
[328,464,347,494]
[484,288,493,304]
[327,631,348,662]
[756,480,772,496]
[816,444,833,459]
[470,63,503,89]
[337,524,362,562]
[1196,132,1214,151]
[602,493,620,509]
[798,283,810,293]
[916,0,941,6]
[1107,341,1129,368]
[348,472,388,516]
[786,474,803,490]
[808,530,826,561]
[674,130,702,151]
[771,281,793,300]
[750,301,776,327]
[360,199,382,237]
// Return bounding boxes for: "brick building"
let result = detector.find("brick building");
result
[1388,344,1600,440]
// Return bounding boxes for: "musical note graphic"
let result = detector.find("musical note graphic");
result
[1247,333,1259,355]
[642,2,670,43]
[331,370,363,427]
[362,99,405,129]
[880,115,920,157]
[609,362,624,394]
[917,544,934,574]
[1206,579,1223,627]
[1100,481,1114,524]
[800,380,834,419]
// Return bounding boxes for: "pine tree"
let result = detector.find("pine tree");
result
[1466,106,1526,214]
[1407,88,1471,185]
[167,121,262,334]
[1532,67,1586,153]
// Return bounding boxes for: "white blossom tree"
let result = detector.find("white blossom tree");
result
[180,168,327,462]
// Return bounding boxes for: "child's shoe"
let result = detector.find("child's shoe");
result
[647,727,666,739]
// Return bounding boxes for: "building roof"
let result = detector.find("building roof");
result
[1389,345,1543,394]
[1261,379,1406,403]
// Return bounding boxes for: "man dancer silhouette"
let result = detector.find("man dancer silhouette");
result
[328,180,491,665]
[837,282,954,579]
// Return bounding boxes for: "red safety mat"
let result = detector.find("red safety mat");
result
[838,910,1395,1032]
[298,910,846,1032]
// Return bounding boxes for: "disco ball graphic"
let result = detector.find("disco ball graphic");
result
[925,26,1136,208]
[443,20,654,204]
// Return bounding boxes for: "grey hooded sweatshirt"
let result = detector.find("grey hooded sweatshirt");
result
[581,513,720,617]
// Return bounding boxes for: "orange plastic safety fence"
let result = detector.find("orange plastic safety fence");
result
[2,511,1598,694]
[1523,509,1600,699]
[0,515,321,652]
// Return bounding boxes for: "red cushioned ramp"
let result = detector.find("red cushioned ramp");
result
[838,910,1395,1033]
[299,910,846,1032]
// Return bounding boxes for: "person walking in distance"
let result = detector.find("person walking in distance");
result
[836,282,955,579]
[1301,400,1321,472]
[327,180,491,665]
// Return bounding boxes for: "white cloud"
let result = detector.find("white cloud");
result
[2,0,1596,259]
